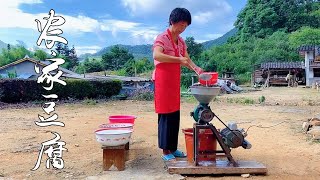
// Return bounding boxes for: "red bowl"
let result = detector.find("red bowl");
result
[199,72,218,86]
[109,115,136,124]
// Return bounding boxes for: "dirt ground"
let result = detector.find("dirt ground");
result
[0,87,320,180]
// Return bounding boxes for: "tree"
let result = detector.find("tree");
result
[289,27,320,48]
[55,43,79,70]
[185,36,203,60]
[135,57,153,73]
[122,57,153,76]
[310,2,320,28]
[74,64,86,75]
[202,30,300,83]
[68,45,79,68]
[82,58,103,73]
[63,44,70,57]
[234,0,320,41]
[55,42,64,55]
[101,45,134,70]
[182,37,204,74]
[0,46,32,66]
[34,49,48,60]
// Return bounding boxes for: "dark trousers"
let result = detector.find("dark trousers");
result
[158,110,180,151]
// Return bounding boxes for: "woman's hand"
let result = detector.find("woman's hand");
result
[198,67,204,74]
[195,66,204,75]
[179,56,189,66]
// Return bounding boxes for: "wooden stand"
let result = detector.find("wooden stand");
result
[102,144,126,171]
[165,123,267,175]
[194,123,237,166]
[165,159,267,175]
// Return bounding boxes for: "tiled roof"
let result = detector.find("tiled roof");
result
[298,45,320,52]
[0,57,47,70]
[260,61,304,69]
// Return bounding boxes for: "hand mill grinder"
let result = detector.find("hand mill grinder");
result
[189,85,251,166]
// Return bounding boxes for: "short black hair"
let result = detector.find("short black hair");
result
[169,8,191,26]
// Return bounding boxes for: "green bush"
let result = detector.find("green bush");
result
[181,73,195,89]
[0,79,43,103]
[235,72,251,85]
[0,79,122,103]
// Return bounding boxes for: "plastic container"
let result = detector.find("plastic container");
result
[199,72,218,86]
[95,128,132,146]
[182,128,217,163]
[99,123,134,129]
[109,115,136,124]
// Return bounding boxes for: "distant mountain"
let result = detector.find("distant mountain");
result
[80,28,237,61]
[92,44,153,60]
[16,40,27,48]
[201,28,238,49]
[0,40,8,50]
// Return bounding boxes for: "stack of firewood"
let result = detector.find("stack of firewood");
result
[302,117,320,140]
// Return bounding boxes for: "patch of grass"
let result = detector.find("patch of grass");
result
[225,97,256,105]
[304,134,320,144]
[313,139,320,144]
[258,95,266,104]
[234,98,243,104]
[182,96,197,103]
[306,136,320,144]
[82,98,97,105]
[213,96,220,102]
[244,98,255,104]
[312,139,320,144]
[226,97,234,103]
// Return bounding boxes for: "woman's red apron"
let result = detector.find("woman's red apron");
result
[155,63,180,113]
[154,29,185,114]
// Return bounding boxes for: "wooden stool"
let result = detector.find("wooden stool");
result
[102,145,126,171]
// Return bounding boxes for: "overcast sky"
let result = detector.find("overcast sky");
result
[0,0,247,55]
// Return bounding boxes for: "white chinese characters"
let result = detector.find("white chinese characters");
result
[32,9,68,171]
[36,9,68,49]
[32,132,67,170]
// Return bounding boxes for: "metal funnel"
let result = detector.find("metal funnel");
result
[189,86,220,104]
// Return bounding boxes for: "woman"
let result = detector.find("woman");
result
[152,7,203,161]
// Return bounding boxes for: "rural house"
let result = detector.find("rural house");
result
[298,45,320,87]
[0,56,81,79]
[252,61,305,87]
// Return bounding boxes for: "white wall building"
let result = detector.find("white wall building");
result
[299,45,320,87]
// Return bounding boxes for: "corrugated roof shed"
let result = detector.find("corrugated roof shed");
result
[260,61,304,69]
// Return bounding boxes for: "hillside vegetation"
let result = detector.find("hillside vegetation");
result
[198,0,320,83]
